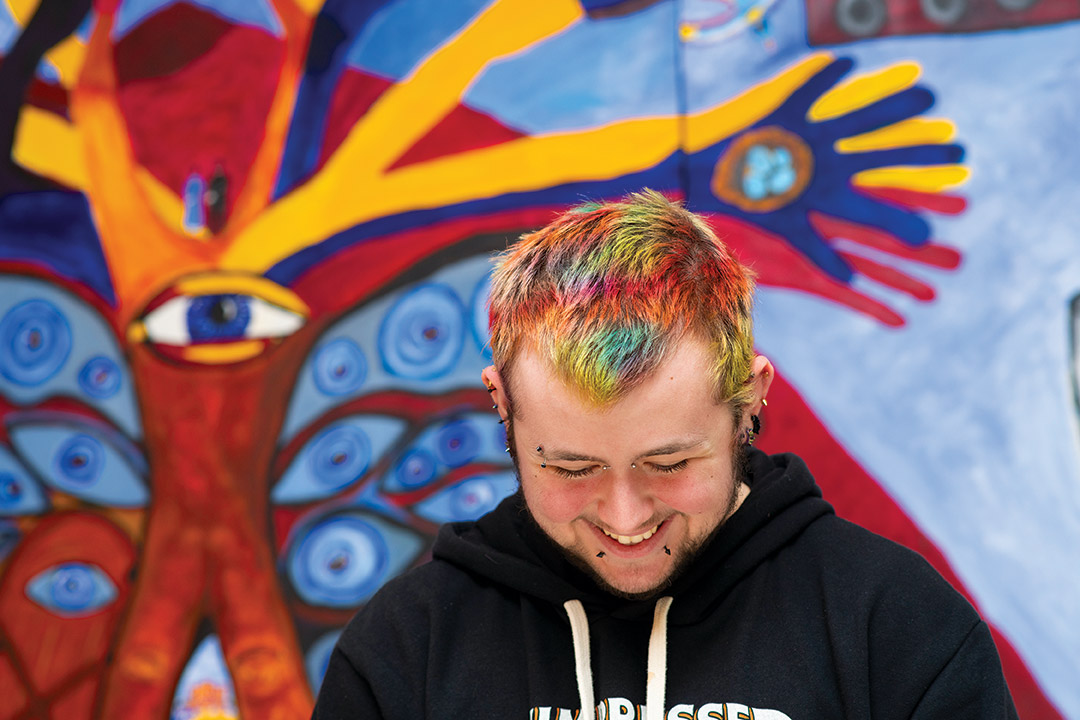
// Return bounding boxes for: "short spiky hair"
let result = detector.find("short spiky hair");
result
[488,190,756,408]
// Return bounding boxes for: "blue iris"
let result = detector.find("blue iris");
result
[25,562,118,616]
[186,294,252,341]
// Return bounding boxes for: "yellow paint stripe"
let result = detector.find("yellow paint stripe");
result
[684,53,834,153]
[852,165,970,192]
[835,118,955,153]
[12,106,87,189]
[133,167,210,239]
[127,322,148,344]
[293,0,326,15]
[174,273,309,315]
[332,0,584,177]
[221,115,679,271]
[181,340,265,365]
[809,62,921,122]
[5,0,40,23]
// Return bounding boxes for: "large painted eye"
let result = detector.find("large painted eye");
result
[25,561,119,616]
[285,513,424,608]
[378,283,465,379]
[129,274,309,365]
[0,299,73,386]
[413,472,518,524]
[8,424,148,508]
[0,446,47,515]
[272,416,407,504]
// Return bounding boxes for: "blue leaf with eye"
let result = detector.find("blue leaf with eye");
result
[413,472,518,524]
[272,416,407,504]
[0,445,48,515]
[469,273,493,361]
[378,283,465,380]
[8,424,148,508]
[382,413,510,495]
[286,513,424,607]
[25,561,118,616]
[0,277,141,439]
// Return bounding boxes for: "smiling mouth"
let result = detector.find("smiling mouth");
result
[600,522,662,546]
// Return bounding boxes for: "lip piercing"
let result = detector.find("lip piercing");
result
[596,552,605,558]
[664,546,671,555]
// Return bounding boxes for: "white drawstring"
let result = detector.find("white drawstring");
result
[645,596,673,720]
[563,599,596,720]
[563,596,674,720]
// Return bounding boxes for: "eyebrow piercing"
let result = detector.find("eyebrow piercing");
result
[631,463,637,469]
[535,446,542,453]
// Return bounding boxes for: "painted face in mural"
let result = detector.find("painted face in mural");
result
[483,338,773,598]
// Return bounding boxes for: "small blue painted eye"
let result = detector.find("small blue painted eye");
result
[312,338,367,396]
[9,424,148,508]
[288,516,387,607]
[391,448,438,490]
[25,561,118,616]
[435,419,480,468]
[272,416,406,504]
[305,630,343,694]
[286,513,424,608]
[0,299,73,387]
[378,284,465,379]
[77,356,122,399]
[413,472,518,524]
[0,445,47,516]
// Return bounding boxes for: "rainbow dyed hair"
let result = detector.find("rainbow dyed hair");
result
[489,189,756,409]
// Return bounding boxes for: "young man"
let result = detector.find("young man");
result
[313,191,1017,719]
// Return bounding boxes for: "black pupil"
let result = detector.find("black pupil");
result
[209,297,238,325]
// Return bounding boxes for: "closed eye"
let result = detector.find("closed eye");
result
[650,459,688,474]
[550,465,598,479]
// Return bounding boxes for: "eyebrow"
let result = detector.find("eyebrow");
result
[544,439,706,463]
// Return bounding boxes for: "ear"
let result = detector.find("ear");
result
[481,365,510,423]
[747,355,774,416]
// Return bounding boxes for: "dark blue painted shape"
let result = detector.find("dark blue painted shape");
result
[273,0,393,200]
[0,192,116,306]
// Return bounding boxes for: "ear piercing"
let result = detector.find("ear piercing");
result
[745,414,761,445]
[761,397,768,407]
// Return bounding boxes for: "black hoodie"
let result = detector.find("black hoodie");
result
[313,450,1018,719]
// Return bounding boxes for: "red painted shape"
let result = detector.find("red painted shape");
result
[0,653,29,719]
[47,673,96,720]
[116,9,284,226]
[317,68,394,171]
[113,3,232,84]
[0,513,135,700]
[757,370,1063,719]
[386,103,528,171]
[836,250,936,300]
[858,186,968,216]
[290,206,564,316]
[705,212,905,326]
[809,211,962,270]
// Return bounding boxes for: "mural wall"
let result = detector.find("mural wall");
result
[0,0,1077,718]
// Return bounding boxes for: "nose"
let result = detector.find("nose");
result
[594,468,655,534]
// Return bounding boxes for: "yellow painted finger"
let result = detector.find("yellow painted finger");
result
[835,118,956,153]
[853,165,970,192]
[809,62,921,121]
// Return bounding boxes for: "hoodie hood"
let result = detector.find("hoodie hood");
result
[433,448,834,625]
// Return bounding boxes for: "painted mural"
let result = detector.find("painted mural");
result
[0,0,1077,718]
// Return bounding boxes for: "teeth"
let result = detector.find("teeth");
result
[602,524,659,546]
